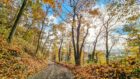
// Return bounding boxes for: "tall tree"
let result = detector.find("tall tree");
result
[68,0,93,65]
[34,5,49,55]
[99,0,138,64]
[35,21,45,55]
[91,25,103,62]
[58,35,64,61]
[7,0,27,43]
[124,23,140,58]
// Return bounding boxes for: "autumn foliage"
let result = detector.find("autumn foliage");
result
[0,0,140,79]
[0,36,48,79]
[57,59,140,79]
[43,0,55,8]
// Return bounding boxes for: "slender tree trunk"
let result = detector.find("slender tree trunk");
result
[67,44,71,62]
[41,34,50,53]
[71,7,77,65]
[92,41,97,62]
[58,38,63,62]
[76,25,80,60]
[40,7,50,54]
[80,27,89,56]
[82,51,85,65]
[7,0,27,43]
[91,26,103,62]
[47,40,53,57]
[95,52,98,63]
[106,31,109,64]
[35,22,44,55]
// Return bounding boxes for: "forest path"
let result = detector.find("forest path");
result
[28,61,74,79]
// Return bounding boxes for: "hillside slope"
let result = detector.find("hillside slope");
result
[0,35,48,79]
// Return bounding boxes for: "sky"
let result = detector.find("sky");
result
[41,0,138,54]
[96,0,110,7]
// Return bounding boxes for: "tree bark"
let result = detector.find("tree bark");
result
[58,37,64,62]
[95,52,98,63]
[75,15,82,65]
[92,41,97,62]
[35,22,44,55]
[106,30,109,64]
[92,26,103,62]
[40,6,50,54]
[71,6,77,65]
[41,33,51,54]
[75,56,81,66]
[67,43,71,62]
[7,0,27,43]
[47,40,53,55]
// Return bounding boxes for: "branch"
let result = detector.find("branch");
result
[80,27,89,55]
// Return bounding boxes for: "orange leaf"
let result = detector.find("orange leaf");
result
[43,0,55,8]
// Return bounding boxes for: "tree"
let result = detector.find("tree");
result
[71,14,90,65]
[35,21,45,55]
[91,25,103,62]
[82,8,102,63]
[7,0,27,43]
[124,23,140,58]
[41,31,53,55]
[7,0,57,43]
[34,5,49,55]
[57,25,65,62]
[97,1,137,64]
[100,7,121,64]
[58,36,64,61]
[67,0,94,65]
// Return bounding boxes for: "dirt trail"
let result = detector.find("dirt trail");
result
[28,62,74,79]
